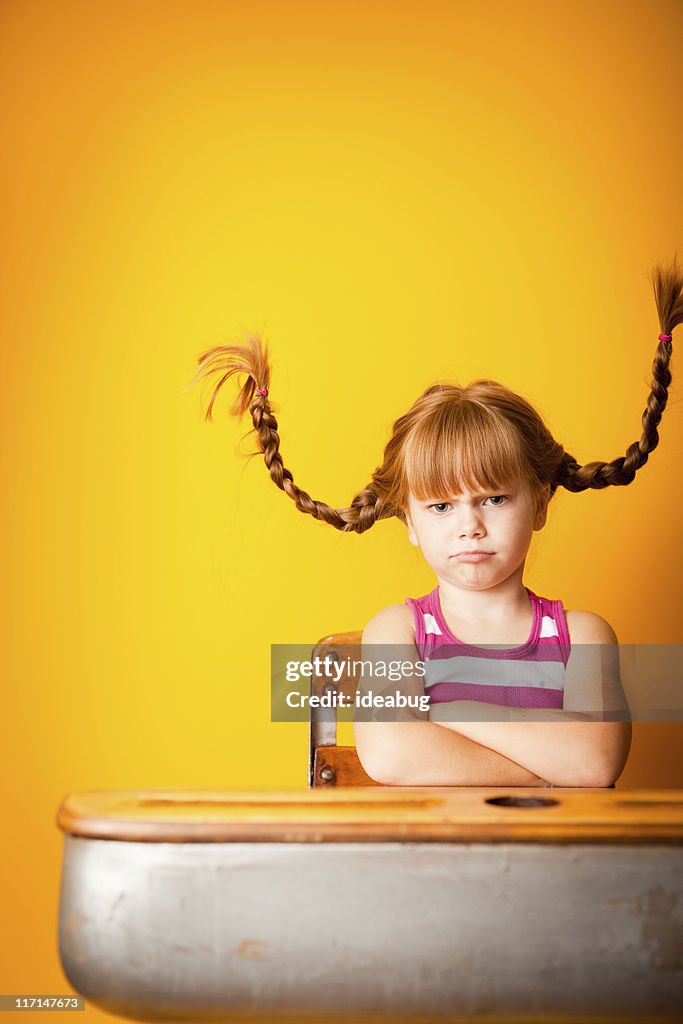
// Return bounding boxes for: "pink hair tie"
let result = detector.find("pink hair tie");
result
[659,333,672,342]
[256,387,269,396]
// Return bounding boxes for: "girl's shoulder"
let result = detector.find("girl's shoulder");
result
[564,609,619,644]
[362,603,416,644]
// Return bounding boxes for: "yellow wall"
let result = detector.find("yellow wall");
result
[1,0,681,1018]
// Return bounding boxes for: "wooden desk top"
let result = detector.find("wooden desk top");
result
[56,787,683,844]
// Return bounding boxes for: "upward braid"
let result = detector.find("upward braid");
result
[187,335,386,532]
[554,255,681,493]
[190,257,681,526]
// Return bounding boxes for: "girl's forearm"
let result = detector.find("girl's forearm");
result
[359,719,549,787]
[431,706,623,787]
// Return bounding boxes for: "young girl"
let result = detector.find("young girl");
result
[189,257,681,788]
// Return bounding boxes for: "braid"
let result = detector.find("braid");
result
[555,254,682,493]
[190,255,681,530]
[188,333,385,533]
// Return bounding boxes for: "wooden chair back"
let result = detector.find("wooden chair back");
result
[307,631,380,787]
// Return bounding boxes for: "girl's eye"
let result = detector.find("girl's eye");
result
[427,496,509,513]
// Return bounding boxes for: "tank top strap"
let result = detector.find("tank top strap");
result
[528,589,571,667]
[404,594,436,657]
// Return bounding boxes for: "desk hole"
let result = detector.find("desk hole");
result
[486,796,559,808]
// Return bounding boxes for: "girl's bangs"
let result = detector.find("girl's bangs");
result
[402,406,531,501]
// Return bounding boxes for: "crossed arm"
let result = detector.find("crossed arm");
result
[430,703,630,788]
[354,718,553,787]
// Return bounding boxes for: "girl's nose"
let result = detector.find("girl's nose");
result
[456,509,485,537]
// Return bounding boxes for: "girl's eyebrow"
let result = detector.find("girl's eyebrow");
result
[422,490,516,503]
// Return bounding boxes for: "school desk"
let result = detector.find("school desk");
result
[56,787,683,1022]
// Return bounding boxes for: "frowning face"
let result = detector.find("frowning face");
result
[405,483,549,591]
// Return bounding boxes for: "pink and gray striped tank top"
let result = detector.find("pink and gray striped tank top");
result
[404,586,570,709]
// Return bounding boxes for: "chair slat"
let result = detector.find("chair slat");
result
[309,633,365,787]
[312,745,380,787]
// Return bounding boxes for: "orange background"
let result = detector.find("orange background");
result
[1,0,682,1018]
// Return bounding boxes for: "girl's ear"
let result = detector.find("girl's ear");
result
[533,483,551,531]
[406,514,419,547]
